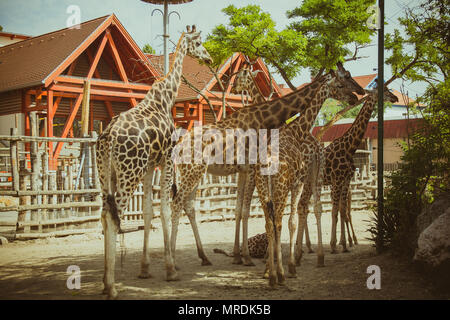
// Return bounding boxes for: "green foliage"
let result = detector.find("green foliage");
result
[368,79,450,256]
[204,5,307,89]
[287,0,377,74]
[385,0,449,84]
[142,43,155,54]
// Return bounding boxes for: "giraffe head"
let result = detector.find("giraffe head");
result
[184,25,213,65]
[232,64,262,94]
[366,86,399,103]
[325,62,365,105]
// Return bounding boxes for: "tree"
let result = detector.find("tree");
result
[368,0,449,256]
[142,43,155,54]
[205,5,307,91]
[287,0,377,77]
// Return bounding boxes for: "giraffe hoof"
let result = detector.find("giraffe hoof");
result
[243,258,255,266]
[201,259,212,266]
[316,255,325,267]
[269,276,277,288]
[342,248,350,253]
[138,272,153,279]
[308,249,315,254]
[232,257,243,265]
[166,271,180,281]
[104,288,118,300]
[354,240,359,245]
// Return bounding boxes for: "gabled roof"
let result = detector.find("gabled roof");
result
[312,117,424,142]
[0,31,31,41]
[0,14,158,93]
[148,52,283,102]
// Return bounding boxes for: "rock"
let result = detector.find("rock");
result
[0,236,9,245]
[416,194,450,235]
[414,209,450,269]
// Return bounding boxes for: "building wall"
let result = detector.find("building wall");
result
[0,113,25,136]
[370,137,406,167]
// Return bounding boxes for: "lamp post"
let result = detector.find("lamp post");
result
[141,0,193,75]
[377,0,385,253]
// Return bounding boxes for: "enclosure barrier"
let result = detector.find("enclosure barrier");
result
[0,119,378,239]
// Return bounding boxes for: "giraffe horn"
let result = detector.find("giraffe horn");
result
[192,25,196,32]
[186,25,191,33]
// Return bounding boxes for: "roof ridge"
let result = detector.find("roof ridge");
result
[0,14,111,52]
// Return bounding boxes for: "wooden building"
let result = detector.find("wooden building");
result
[0,14,158,167]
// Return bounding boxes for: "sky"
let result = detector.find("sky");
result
[0,0,427,98]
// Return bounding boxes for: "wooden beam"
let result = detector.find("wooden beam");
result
[55,76,151,91]
[87,33,108,79]
[47,90,54,168]
[51,84,146,99]
[53,93,83,159]
[105,30,137,107]
[44,15,114,87]
[81,80,91,136]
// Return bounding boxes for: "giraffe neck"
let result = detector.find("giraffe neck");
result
[285,79,331,135]
[245,78,266,104]
[337,94,377,153]
[224,76,329,130]
[141,33,187,115]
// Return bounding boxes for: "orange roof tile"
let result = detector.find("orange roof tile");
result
[312,118,425,141]
[0,16,109,92]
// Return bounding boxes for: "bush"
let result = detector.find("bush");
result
[368,80,450,257]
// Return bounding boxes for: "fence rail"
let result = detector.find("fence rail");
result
[1,113,379,239]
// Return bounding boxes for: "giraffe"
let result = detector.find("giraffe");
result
[232,64,267,105]
[254,73,361,286]
[170,62,365,270]
[96,25,212,299]
[299,86,398,256]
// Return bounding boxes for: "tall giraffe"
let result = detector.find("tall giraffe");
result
[170,63,365,269]
[96,25,212,299]
[299,87,398,255]
[254,73,360,286]
[232,64,267,105]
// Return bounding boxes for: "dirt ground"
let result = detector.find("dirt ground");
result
[0,211,447,300]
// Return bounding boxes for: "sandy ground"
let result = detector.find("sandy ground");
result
[0,211,446,300]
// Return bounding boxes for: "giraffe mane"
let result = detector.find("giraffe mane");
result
[152,32,186,84]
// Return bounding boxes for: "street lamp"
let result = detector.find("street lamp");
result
[141,0,193,75]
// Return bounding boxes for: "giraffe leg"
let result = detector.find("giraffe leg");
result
[330,187,340,254]
[339,183,350,253]
[347,190,358,245]
[296,186,311,266]
[185,186,212,266]
[275,212,286,285]
[139,169,155,279]
[240,172,256,266]
[160,159,178,281]
[101,207,118,299]
[288,184,301,277]
[232,172,246,265]
[265,217,276,288]
[304,221,314,253]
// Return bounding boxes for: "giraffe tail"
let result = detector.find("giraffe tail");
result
[267,200,277,240]
[106,194,121,231]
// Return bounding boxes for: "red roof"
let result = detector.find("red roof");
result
[0,14,158,93]
[312,118,425,142]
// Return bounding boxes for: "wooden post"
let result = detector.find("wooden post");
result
[81,81,91,190]
[18,160,31,234]
[47,90,54,169]
[9,128,20,192]
[30,112,42,233]
[42,152,49,228]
